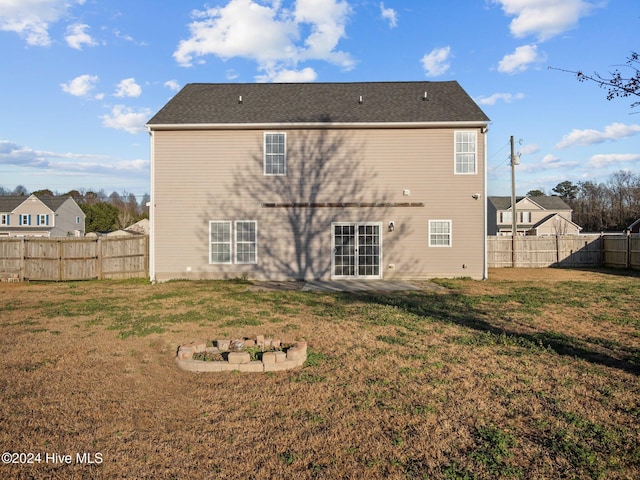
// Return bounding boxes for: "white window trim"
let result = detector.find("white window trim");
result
[454,130,477,175]
[264,132,287,176]
[500,211,513,224]
[234,220,258,265]
[209,221,232,264]
[0,214,8,226]
[429,220,452,247]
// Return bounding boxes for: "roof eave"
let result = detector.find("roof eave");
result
[146,120,489,131]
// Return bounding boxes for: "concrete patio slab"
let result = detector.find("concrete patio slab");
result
[301,280,422,292]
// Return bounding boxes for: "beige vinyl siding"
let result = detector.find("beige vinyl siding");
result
[152,126,486,281]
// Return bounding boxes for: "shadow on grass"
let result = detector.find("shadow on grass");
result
[341,290,640,376]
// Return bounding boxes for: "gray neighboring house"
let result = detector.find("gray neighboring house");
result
[627,218,640,234]
[0,195,86,237]
[488,195,581,236]
[147,81,490,282]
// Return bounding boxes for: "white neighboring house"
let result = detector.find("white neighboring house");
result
[487,196,582,236]
[0,195,86,237]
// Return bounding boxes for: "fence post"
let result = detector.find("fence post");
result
[20,237,25,281]
[58,239,63,281]
[555,235,560,266]
[627,231,631,269]
[97,237,103,280]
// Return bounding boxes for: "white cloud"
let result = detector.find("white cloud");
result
[493,0,598,41]
[114,78,142,98]
[60,74,100,98]
[541,154,560,164]
[587,153,640,168]
[255,67,317,83]
[497,44,545,74]
[164,80,180,91]
[476,92,525,105]
[0,139,109,169]
[380,2,397,28]
[519,144,540,155]
[113,28,147,46]
[421,46,451,77]
[173,0,354,78]
[556,123,640,148]
[65,23,97,50]
[0,0,86,46]
[101,105,151,134]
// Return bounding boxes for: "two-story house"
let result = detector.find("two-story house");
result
[487,196,581,236]
[146,81,490,282]
[0,195,86,237]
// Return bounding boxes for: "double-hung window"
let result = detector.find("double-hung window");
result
[209,221,232,264]
[235,221,257,264]
[19,214,31,226]
[209,220,257,264]
[264,132,286,175]
[429,220,452,247]
[0,214,8,226]
[37,214,49,226]
[454,131,477,174]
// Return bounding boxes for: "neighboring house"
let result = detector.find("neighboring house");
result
[0,195,86,237]
[146,81,490,282]
[105,218,150,237]
[487,196,581,236]
[627,218,640,234]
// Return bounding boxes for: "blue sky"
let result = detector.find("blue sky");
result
[0,0,638,199]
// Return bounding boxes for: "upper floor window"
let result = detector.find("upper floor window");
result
[454,131,477,174]
[19,214,31,226]
[264,132,286,176]
[0,214,8,226]
[520,211,531,223]
[500,211,512,224]
[37,214,49,226]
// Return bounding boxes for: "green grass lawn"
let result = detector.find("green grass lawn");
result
[0,268,638,479]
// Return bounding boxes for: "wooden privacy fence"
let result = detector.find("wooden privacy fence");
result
[488,234,640,269]
[0,236,148,281]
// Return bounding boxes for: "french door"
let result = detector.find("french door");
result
[332,222,382,279]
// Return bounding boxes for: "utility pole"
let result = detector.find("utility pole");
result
[510,136,519,267]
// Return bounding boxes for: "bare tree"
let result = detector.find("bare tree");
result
[550,52,640,109]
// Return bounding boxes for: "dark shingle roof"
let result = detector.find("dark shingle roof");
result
[147,81,490,126]
[488,196,572,211]
[0,195,71,213]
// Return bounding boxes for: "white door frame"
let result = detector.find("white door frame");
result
[331,222,383,279]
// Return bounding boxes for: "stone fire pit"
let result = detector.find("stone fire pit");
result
[176,335,307,373]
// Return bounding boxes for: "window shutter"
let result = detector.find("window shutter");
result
[6,215,9,226]
[28,215,32,226]
[19,215,22,226]
[37,215,40,226]
[46,215,50,226]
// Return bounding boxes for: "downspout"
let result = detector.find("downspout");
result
[147,127,155,282]
[483,126,489,280]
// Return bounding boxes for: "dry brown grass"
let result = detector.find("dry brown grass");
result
[0,268,639,479]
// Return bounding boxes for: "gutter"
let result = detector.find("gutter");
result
[146,121,489,132]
